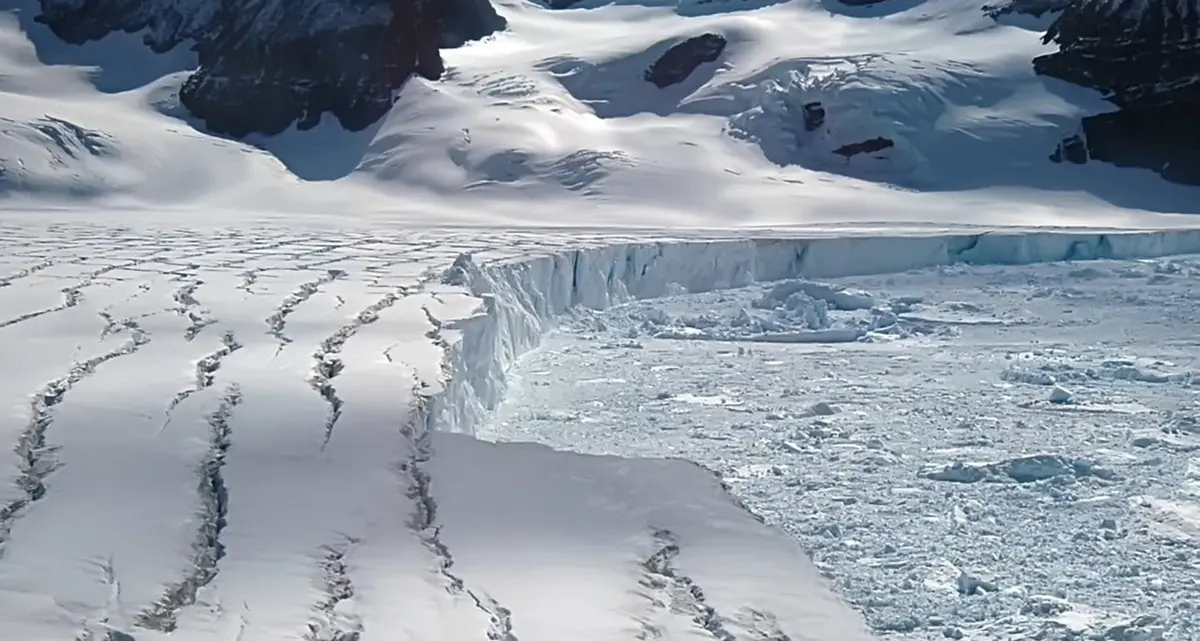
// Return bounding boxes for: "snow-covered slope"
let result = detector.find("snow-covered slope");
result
[4,219,1200,640]
[2,0,1198,222]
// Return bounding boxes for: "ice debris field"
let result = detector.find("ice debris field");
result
[0,220,1197,641]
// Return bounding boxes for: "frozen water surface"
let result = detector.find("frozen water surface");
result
[485,256,1200,641]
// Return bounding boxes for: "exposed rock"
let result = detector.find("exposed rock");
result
[1049,133,1088,165]
[644,33,726,89]
[983,0,1070,20]
[1073,104,1200,185]
[803,101,825,132]
[832,136,895,159]
[35,0,506,137]
[1033,0,1200,185]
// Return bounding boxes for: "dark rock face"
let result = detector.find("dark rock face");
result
[644,33,726,89]
[983,0,1070,20]
[803,101,826,132]
[1050,133,1088,164]
[1060,104,1200,184]
[833,137,895,159]
[35,0,506,137]
[1032,0,1200,185]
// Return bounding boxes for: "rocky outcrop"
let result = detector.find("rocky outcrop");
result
[833,137,895,159]
[35,0,506,137]
[644,34,726,89]
[803,102,826,132]
[1056,105,1200,185]
[1032,0,1200,185]
[982,0,1070,20]
[1049,133,1087,165]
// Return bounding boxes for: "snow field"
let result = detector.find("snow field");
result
[0,223,874,640]
[485,256,1200,640]
[4,0,1200,225]
[2,222,1200,639]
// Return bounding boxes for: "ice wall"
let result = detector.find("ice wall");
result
[422,229,1200,435]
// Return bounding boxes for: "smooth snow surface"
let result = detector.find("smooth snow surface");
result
[487,256,1200,641]
[4,0,1200,225]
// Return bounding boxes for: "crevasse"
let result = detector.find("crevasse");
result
[418,229,1200,438]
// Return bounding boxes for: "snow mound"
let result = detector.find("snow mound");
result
[721,54,944,184]
[0,115,119,196]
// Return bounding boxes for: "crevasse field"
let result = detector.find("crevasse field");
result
[1,0,1198,639]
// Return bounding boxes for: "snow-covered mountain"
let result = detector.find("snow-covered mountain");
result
[33,0,505,136]
[3,0,1199,221]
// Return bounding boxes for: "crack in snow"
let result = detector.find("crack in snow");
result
[302,537,364,641]
[171,279,216,341]
[639,529,736,641]
[310,288,405,450]
[161,331,243,433]
[0,320,151,559]
[137,385,242,633]
[266,269,347,353]
[0,250,213,329]
[402,425,518,641]
[98,310,144,339]
[76,556,137,641]
[0,257,76,287]
[236,270,258,294]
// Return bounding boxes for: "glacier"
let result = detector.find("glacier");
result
[423,228,1200,437]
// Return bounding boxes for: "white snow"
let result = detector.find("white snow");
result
[3,0,1200,224]
[2,221,1199,640]
[4,0,1200,638]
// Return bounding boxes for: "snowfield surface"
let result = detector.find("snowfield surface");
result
[486,255,1200,641]
[3,0,1200,224]
[0,222,890,641]
[2,221,1200,640]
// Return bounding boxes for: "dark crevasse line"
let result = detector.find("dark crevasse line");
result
[310,287,410,450]
[265,269,348,353]
[136,385,242,633]
[161,330,243,433]
[0,319,151,558]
